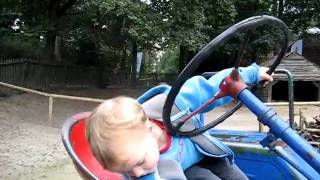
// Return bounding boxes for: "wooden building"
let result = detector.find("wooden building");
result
[258,53,320,102]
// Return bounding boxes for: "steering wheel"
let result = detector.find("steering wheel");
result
[163,15,288,137]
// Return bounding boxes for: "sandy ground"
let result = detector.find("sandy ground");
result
[0,87,319,179]
[209,103,320,132]
[0,87,145,180]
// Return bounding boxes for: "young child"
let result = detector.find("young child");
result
[86,63,273,179]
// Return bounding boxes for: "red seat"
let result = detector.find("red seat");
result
[61,112,124,180]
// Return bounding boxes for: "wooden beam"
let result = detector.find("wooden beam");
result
[267,81,278,102]
[312,81,320,101]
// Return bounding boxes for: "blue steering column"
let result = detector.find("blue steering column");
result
[238,88,320,174]
[219,68,320,174]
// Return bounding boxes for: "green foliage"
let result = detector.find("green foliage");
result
[232,0,278,63]
[0,4,45,59]
[84,0,163,49]
[203,0,236,37]
[283,0,320,37]
[0,0,79,60]
[160,0,208,51]
[158,48,179,74]
[0,35,44,59]
[98,44,122,73]
[234,0,271,20]
[1,0,320,73]
[80,0,167,72]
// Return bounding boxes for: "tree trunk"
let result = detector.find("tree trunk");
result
[46,23,62,62]
[278,0,284,18]
[54,35,62,62]
[179,46,187,72]
[120,46,127,72]
[46,32,62,62]
[179,45,194,72]
[132,41,137,72]
[272,0,278,16]
[46,30,56,62]
[130,41,138,86]
[46,0,77,62]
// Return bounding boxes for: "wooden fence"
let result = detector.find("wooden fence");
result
[1,81,320,130]
[0,58,177,90]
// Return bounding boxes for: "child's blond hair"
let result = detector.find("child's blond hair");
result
[86,96,147,169]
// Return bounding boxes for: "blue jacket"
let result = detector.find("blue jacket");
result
[136,63,261,179]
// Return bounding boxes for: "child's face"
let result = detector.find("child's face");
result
[110,121,160,177]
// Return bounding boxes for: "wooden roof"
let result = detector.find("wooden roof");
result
[262,53,320,81]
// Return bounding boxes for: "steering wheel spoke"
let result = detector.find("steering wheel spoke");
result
[235,30,253,69]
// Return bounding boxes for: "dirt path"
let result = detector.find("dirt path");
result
[209,104,320,131]
[0,88,319,179]
[0,88,145,180]
[0,121,80,180]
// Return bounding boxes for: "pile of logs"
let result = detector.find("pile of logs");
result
[298,114,320,149]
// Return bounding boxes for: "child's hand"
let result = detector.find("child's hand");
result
[259,67,273,87]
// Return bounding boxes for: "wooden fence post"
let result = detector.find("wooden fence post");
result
[259,123,264,132]
[63,65,68,88]
[48,95,53,126]
[23,62,28,87]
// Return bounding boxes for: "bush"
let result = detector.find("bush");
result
[0,34,44,59]
[158,48,179,74]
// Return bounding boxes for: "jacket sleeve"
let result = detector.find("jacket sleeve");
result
[175,63,261,113]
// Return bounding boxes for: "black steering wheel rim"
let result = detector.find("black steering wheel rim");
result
[163,15,289,137]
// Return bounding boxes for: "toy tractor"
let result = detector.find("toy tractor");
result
[62,15,320,179]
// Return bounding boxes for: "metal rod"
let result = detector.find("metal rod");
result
[235,31,252,69]
[274,69,294,128]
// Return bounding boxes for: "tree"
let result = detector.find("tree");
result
[158,48,179,74]
[83,0,164,73]
[283,0,320,38]
[0,0,80,62]
[149,0,238,71]
[2,0,319,74]
[0,0,47,58]
[45,0,79,62]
